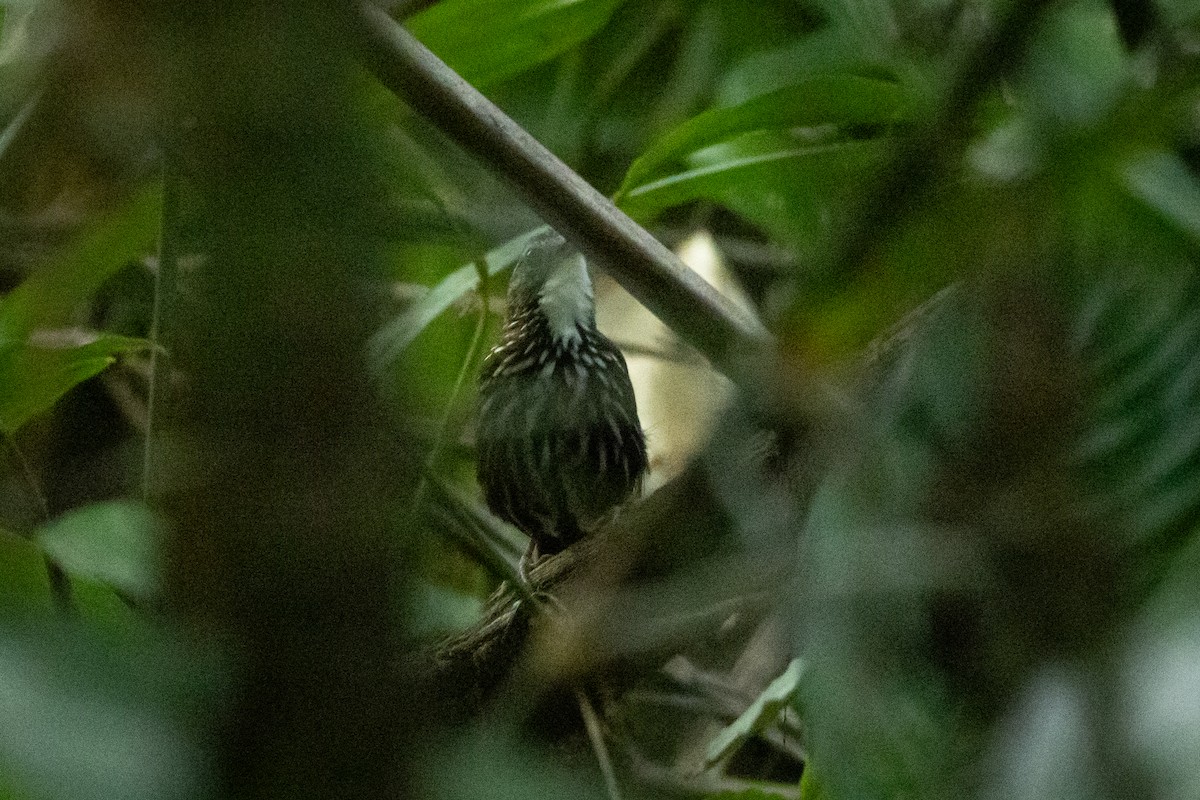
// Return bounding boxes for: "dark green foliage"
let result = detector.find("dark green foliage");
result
[2,0,1200,798]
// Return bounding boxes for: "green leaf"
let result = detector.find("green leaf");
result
[408,582,485,639]
[617,75,912,199]
[1120,149,1200,245]
[622,136,885,217]
[0,332,151,435]
[716,26,901,107]
[1070,263,1200,562]
[408,0,625,89]
[0,529,53,616]
[1022,0,1128,126]
[0,184,161,341]
[706,658,804,767]
[36,501,162,602]
[620,134,887,257]
[799,765,828,800]
[368,227,545,376]
[707,789,798,800]
[0,622,214,800]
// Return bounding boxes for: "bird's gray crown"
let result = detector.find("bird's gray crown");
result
[509,229,595,343]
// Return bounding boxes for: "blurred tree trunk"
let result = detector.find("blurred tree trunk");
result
[156,5,409,797]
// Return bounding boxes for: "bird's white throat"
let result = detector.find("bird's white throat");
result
[538,252,594,344]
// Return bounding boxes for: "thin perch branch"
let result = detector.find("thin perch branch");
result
[350,2,771,372]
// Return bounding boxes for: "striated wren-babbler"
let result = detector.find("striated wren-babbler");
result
[475,230,648,571]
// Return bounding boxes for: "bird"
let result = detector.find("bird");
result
[475,229,648,575]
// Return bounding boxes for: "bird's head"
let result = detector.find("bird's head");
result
[508,230,595,344]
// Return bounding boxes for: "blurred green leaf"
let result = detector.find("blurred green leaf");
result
[0,622,213,800]
[708,789,797,800]
[1131,544,1200,798]
[617,75,912,199]
[796,455,964,800]
[716,26,899,107]
[409,582,484,639]
[981,667,1100,800]
[791,238,1200,793]
[0,332,151,435]
[968,115,1041,182]
[1120,149,1200,245]
[0,530,51,616]
[69,577,146,633]
[36,501,161,602]
[429,728,607,800]
[798,765,828,800]
[620,134,887,257]
[813,0,898,48]
[408,0,626,89]
[706,658,804,766]
[368,227,544,377]
[1022,0,1127,126]
[0,184,161,340]
[1069,262,1200,564]
[1156,0,1200,26]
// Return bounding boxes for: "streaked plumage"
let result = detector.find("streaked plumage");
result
[476,231,647,563]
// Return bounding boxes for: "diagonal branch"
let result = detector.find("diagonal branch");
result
[349,2,772,372]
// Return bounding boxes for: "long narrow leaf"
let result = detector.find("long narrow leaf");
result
[705,659,805,767]
[620,138,888,225]
[368,227,544,376]
[617,76,912,199]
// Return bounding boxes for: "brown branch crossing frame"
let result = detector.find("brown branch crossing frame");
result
[351,2,773,372]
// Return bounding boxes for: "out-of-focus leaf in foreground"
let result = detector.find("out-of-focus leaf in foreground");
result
[0,185,160,339]
[1069,260,1200,572]
[980,666,1100,800]
[795,236,1200,798]
[1129,528,1200,800]
[0,331,150,435]
[0,185,159,434]
[0,529,52,616]
[1121,150,1200,246]
[428,728,607,800]
[0,623,215,800]
[36,501,162,604]
[408,0,626,89]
